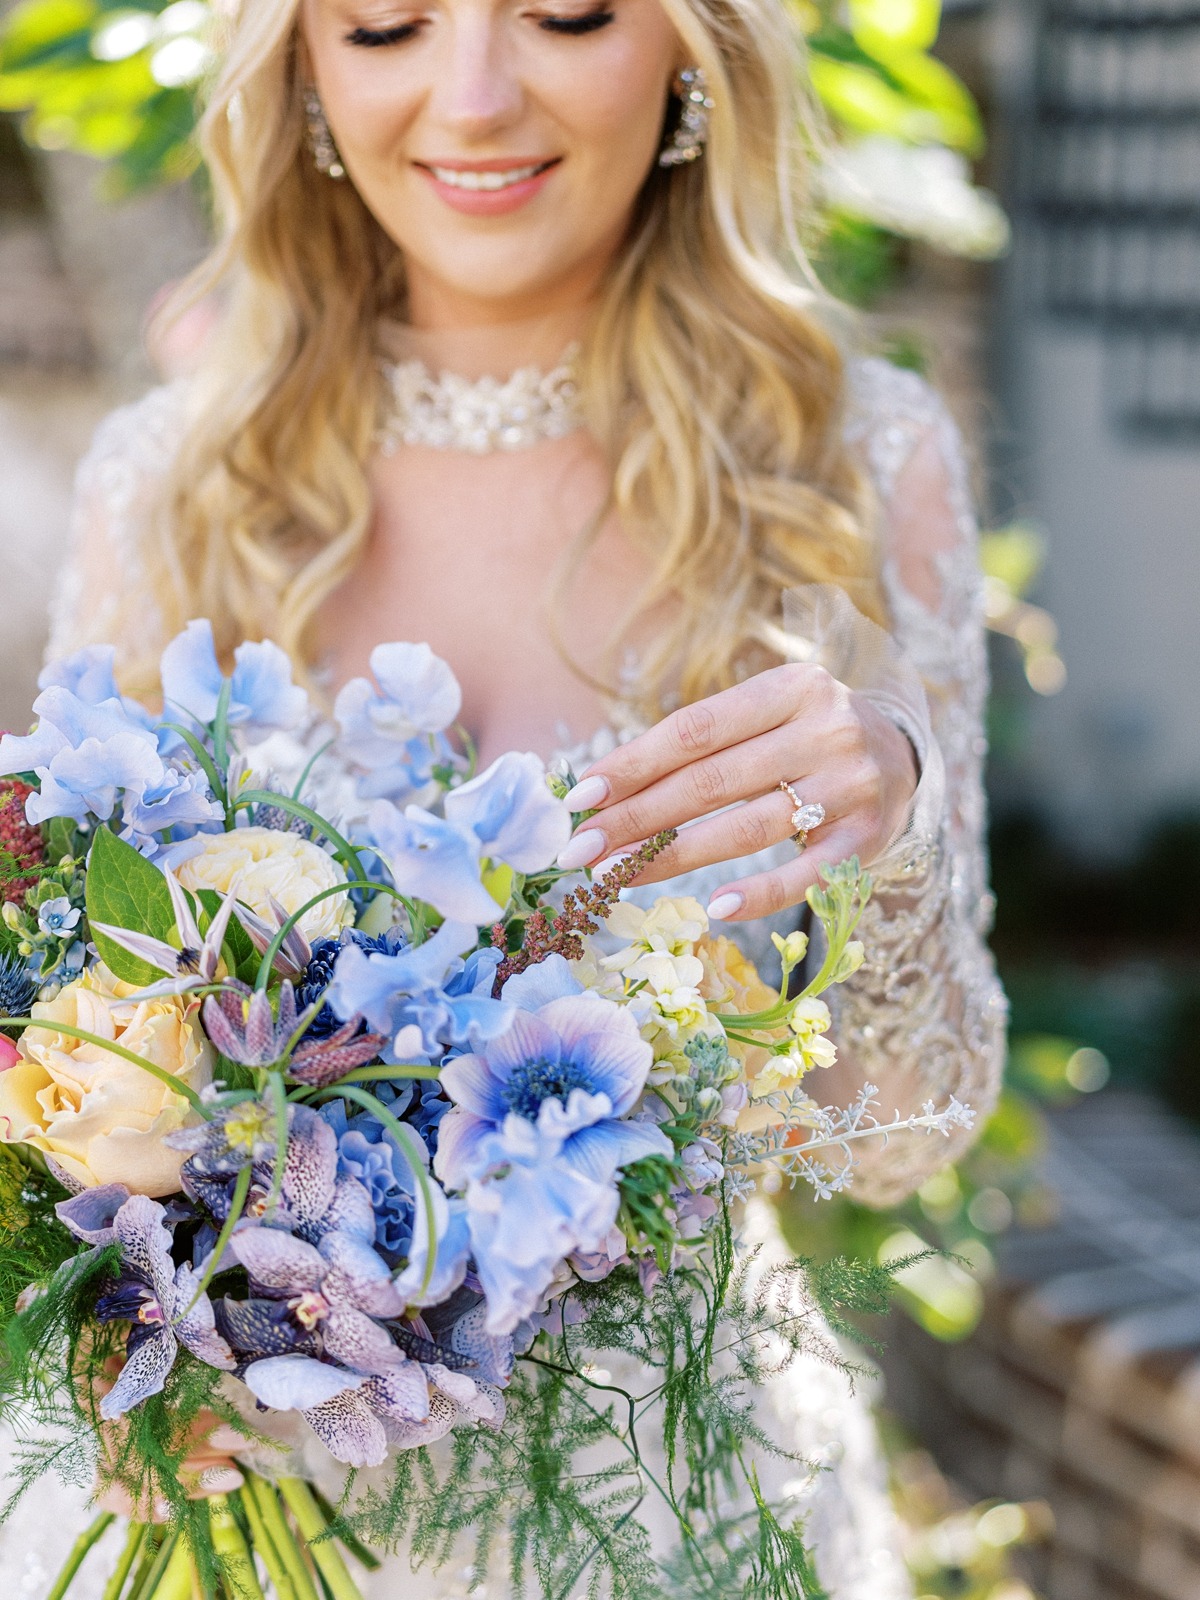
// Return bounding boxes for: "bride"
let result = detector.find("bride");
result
[15,0,1006,1590]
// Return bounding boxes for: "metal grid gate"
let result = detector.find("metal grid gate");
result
[1021,0,1200,436]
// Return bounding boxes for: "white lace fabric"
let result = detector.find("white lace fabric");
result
[31,353,1007,1600]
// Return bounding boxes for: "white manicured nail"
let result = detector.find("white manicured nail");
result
[557,828,606,870]
[563,774,609,811]
[706,892,744,922]
[593,852,633,877]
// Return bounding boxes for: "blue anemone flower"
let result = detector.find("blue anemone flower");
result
[434,993,672,1192]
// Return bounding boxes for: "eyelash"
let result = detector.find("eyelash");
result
[537,9,615,33]
[344,7,614,46]
[345,21,421,45]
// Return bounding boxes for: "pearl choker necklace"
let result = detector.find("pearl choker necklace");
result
[377,344,584,454]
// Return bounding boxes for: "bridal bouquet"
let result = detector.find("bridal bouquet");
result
[0,624,970,1599]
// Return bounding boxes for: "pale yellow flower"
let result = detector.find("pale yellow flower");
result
[603,897,707,969]
[175,826,353,943]
[0,965,212,1195]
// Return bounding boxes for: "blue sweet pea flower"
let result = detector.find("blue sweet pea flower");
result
[444,752,572,875]
[334,642,461,770]
[160,621,308,734]
[434,993,672,1193]
[368,800,502,926]
[463,1113,621,1335]
[0,687,164,825]
[328,920,513,1060]
[120,764,225,855]
[38,645,121,705]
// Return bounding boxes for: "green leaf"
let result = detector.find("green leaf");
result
[196,888,259,985]
[43,815,80,866]
[84,825,175,985]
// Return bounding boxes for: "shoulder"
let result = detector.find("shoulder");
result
[842,355,963,509]
[75,380,191,510]
[842,357,980,626]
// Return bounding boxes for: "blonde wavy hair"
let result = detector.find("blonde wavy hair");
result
[130,0,882,715]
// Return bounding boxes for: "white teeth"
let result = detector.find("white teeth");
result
[430,163,544,191]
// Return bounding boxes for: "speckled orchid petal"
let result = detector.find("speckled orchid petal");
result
[230,1228,327,1296]
[318,1176,377,1243]
[364,1363,430,1424]
[217,1296,311,1359]
[56,1184,131,1245]
[170,1263,235,1370]
[279,1106,339,1233]
[303,1386,389,1467]
[317,1230,405,1319]
[446,1302,515,1388]
[100,1325,178,1420]
[380,1389,458,1451]
[321,1306,406,1375]
[113,1196,178,1309]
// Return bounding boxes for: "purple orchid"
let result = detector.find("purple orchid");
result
[211,1106,487,1467]
[434,993,672,1192]
[56,1188,234,1418]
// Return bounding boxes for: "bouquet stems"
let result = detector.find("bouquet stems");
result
[102,1524,148,1600]
[46,1511,116,1600]
[277,1478,364,1600]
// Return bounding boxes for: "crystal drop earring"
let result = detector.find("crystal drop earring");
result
[658,67,713,167]
[304,87,346,181]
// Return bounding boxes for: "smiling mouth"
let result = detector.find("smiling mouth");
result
[422,159,559,192]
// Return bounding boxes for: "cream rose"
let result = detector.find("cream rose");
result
[0,965,213,1196]
[174,826,353,943]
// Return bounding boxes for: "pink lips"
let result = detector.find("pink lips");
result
[414,156,561,217]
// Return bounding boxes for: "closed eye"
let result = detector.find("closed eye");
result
[537,9,615,33]
[345,21,422,46]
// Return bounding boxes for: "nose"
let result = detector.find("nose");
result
[428,13,523,137]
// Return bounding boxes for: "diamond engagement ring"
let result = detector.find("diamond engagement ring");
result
[778,781,826,853]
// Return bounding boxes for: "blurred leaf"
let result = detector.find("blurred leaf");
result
[979,525,1046,599]
[850,0,942,54]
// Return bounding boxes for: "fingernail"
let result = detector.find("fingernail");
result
[706,891,744,922]
[563,774,609,811]
[593,852,633,877]
[557,828,606,870]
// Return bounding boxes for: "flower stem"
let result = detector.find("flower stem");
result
[45,1510,115,1600]
[239,1476,300,1600]
[150,1531,194,1600]
[244,1478,319,1600]
[102,1522,148,1600]
[277,1479,365,1600]
[129,1530,178,1600]
[207,1493,264,1600]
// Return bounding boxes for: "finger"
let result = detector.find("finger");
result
[701,825,865,923]
[611,786,817,886]
[563,665,824,811]
[561,726,818,868]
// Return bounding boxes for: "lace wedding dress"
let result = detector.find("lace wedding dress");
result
[4,356,1006,1600]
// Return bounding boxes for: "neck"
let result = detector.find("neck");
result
[379,303,587,379]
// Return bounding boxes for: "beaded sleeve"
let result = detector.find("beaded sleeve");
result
[45,384,179,663]
[830,357,1008,1207]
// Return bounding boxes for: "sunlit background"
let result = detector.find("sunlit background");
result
[2,0,1198,1596]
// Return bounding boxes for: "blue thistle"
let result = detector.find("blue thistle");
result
[297,926,409,1040]
[0,953,36,1018]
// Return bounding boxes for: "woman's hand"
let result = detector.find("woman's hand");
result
[556,663,920,920]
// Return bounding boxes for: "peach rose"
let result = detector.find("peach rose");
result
[0,965,212,1196]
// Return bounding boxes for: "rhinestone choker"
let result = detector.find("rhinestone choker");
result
[377,344,584,454]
